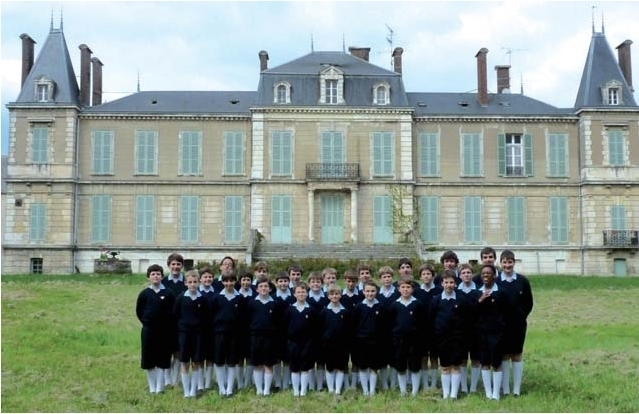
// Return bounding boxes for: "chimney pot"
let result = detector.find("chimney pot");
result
[91,57,103,106]
[79,44,92,106]
[20,33,36,87]
[259,50,269,72]
[392,47,404,75]
[616,39,633,92]
[495,65,511,94]
[476,48,489,106]
[348,46,371,62]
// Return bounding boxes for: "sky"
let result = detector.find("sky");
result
[2,1,639,155]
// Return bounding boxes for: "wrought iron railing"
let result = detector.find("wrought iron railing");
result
[602,230,639,247]
[305,163,360,180]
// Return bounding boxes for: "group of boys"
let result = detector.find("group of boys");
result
[136,247,533,400]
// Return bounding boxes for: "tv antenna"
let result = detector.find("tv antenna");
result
[385,24,395,66]
[501,47,527,66]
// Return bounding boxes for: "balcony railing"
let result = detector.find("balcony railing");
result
[602,230,639,247]
[306,163,360,180]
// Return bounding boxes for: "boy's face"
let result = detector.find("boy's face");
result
[294,286,308,302]
[442,277,456,293]
[277,278,290,291]
[309,279,322,292]
[481,267,496,287]
[443,258,457,270]
[345,278,356,290]
[398,263,412,277]
[186,277,199,292]
[481,253,496,266]
[257,282,270,297]
[420,269,433,284]
[359,269,371,282]
[289,270,301,283]
[200,272,213,288]
[220,258,234,273]
[460,268,473,283]
[380,273,393,287]
[223,279,236,292]
[323,273,336,285]
[363,285,377,301]
[168,260,183,276]
[328,290,341,303]
[148,270,163,286]
[500,258,515,274]
[240,277,252,289]
[398,283,413,298]
[254,268,268,279]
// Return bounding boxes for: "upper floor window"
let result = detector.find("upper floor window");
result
[179,131,202,176]
[547,133,568,177]
[601,80,624,105]
[224,131,244,175]
[371,132,394,177]
[31,125,49,164]
[373,82,390,105]
[498,133,533,177]
[319,66,344,105]
[419,133,440,177]
[135,130,158,175]
[606,128,626,166]
[461,133,482,177]
[91,130,114,174]
[274,82,291,104]
[271,130,293,176]
[34,76,55,102]
[29,203,46,242]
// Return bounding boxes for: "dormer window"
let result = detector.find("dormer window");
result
[34,76,55,102]
[373,82,390,105]
[273,81,291,104]
[319,65,344,105]
[601,80,623,106]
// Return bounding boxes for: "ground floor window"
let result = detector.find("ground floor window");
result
[30,258,43,274]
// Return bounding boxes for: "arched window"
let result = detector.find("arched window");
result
[273,81,291,104]
[34,76,55,102]
[373,82,390,105]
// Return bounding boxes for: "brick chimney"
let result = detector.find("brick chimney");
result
[91,57,103,106]
[495,65,511,93]
[476,48,489,106]
[392,47,404,75]
[616,39,633,92]
[259,50,269,72]
[79,44,92,106]
[349,46,370,61]
[20,33,36,86]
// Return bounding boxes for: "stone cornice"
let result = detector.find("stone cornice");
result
[79,113,251,121]
[250,106,414,115]
[413,115,579,123]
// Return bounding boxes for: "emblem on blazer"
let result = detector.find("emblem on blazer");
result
[160,296,165,300]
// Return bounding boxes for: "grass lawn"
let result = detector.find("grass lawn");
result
[2,274,639,412]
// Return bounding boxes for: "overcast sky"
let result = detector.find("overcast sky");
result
[2,1,639,155]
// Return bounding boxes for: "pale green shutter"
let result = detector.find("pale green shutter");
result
[498,134,506,176]
[524,134,534,176]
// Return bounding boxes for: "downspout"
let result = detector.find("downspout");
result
[72,113,80,273]
[577,116,585,275]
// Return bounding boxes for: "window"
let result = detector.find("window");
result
[34,76,54,102]
[610,205,627,230]
[507,197,525,244]
[419,196,439,243]
[464,197,482,243]
[179,131,202,175]
[271,195,292,243]
[602,80,624,105]
[547,133,568,177]
[419,133,439,177]
[92,131,114,174]
[30,258,43,274]
[372,132,394,177]
[461,133,482,176]
[29,203,46,241]
[224,131,244,175]
[373,82,390,105]
[224,196,243,243]
[373,195,393,243]
[498,133,533,176]
[319,66,344,105]
[135,130,157,174]
[274,82,291,104]
[37,85,49,101]
[91,195,111,242]
[607,129,626,166]
[135,195,155,242]
[31,126,49,164]
[180,196,199,243]
[550,197,568,244]
[608,88,619,105]
[271,131,292,176]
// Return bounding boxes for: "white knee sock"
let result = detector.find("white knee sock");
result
[181,372,190,397]
[429,369,438,389]
[397,372,408,394]
[470,366,480,392]
[154,368,164,393]
[146,369,157,393]
[300,371,309,396]
[215,365,226,394]
[492,371,503,400]
[291,372,301,396]
[204,364,213,389]
[460,366,468,392]
[501,360,511,394]
[369,370,377,395]
[411,371,421,395]
[189,370,200,397]
[481,369,492,398]
[335,371,344,394]
[226,366,236,395]
[359,369,370,395]
[264,371,273,395]
[308,368,316,391]
[441,373,451,398]
[253,369,264,395]
[450,372,461,399]
[325,370,335,393]
[512,361,523,395]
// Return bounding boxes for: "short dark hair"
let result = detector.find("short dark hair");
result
[146,264,164,278]
[238,269,253,281]
[275,270,290,282]
[397,276,415,287]
[480,247,496,258]
[255,276,270,287]
[500,249,516,262]
[398,257,413,269]
[440,250,459,264]
[221,270,237,282]
[166,253,184,266]
[440,269,457,281]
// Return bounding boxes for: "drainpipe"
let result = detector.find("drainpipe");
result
[72,114,80,273]
[577,117,585,275]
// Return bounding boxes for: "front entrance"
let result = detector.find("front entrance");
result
[613,258,627,276]
[321,194,344,243]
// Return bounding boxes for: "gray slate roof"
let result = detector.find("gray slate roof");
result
[256,51,409,107]
[574,31,637,109]
[82,91,256,115]
[15,28,80,106]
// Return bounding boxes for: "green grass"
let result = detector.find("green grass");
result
[2,274,639,412]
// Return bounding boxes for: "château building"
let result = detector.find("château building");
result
[3,18,638,275]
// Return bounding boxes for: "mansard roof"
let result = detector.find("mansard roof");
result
[82,91,256,115]
[14,27,80,106]
[256,51,409,106]
[574,31,637,109]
